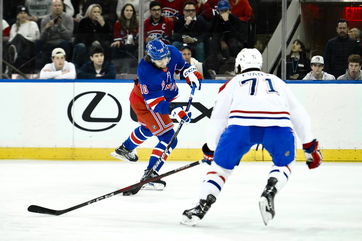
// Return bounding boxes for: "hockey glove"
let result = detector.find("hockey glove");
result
[171,107,191,124]
[303,139,322,169]
[183,66,202,90]
[202,143,214,165]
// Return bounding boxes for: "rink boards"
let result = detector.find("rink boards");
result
[0,80,361,161]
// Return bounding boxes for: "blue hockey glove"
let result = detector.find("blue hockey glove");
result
[171,107,191,124]
[202,143,214,165]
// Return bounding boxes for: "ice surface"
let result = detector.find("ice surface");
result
[1,160,361,241]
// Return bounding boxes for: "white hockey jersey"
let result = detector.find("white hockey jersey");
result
[207,71,314,150]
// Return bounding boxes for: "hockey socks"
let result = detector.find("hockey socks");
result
[124,126,153,150]
[112,126,153,162]
[199,163,232,200]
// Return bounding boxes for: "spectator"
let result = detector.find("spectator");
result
[176,45,204,79]
[111,3,138,73]
[144,1,174,44]
[159,0,185,21]
[172,0,209,62]
[303,55,335,80]
[324,19,360,78]
[205,0,247,75]
[26,0,74,23]
[36,0,74,70]
[72,3,112,68]
[78,45,116,79]
[337,54,362,80]
[116,0,151,19]
[80,0,117,23]
[39,47,76,79]
[285,39,309,80]
[7,5,40,73]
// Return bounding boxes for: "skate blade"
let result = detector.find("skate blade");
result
[110,152,137,163]
[180,214,201,226]
[141,182,165,191]
[259,197,272,226]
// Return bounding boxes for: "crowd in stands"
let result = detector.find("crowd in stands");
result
[284,19,361,81]
[1,0,361,80]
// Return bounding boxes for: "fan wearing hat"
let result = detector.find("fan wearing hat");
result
[6,5,40,72]
[10,5,39,44]
[303,55,335,80]
[39,47,76,79]
[206,0,247,75]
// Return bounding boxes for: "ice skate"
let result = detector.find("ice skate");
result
[111,144,138,162]
[259,177,278,226]
[141,169,166,191]
[123,169,166,196]
[181,194,216,226]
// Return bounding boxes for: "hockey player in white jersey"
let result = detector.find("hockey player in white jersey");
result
[180,48,322,226]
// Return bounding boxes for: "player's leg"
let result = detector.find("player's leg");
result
[140,129,178,191]
[111,99,155,162]
[123,111,174,196]
[111,125,153,162]
[181,125,254,225]
[259,126,295,225]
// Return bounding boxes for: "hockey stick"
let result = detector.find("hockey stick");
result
[147,86,196,174]
[28,159,203,216]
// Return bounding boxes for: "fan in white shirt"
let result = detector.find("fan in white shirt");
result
[39,47,76,79]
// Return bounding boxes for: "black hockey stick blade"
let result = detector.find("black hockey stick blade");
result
[27,160,203,216]
[28,205,63,215]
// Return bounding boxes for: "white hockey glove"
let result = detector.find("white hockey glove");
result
[183,66,202,90]
[171,107,191,124]
[303,139,322,169]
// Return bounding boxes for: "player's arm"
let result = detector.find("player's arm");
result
[142,86,169,113]
[285,86,322,169]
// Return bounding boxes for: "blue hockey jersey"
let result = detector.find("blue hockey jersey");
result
[137,45,190,110]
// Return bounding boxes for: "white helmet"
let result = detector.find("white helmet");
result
[235,48,263,73]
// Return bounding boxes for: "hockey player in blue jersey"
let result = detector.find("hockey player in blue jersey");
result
[111,39,202,195]
[180,48,322,226]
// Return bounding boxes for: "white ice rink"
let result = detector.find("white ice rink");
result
[1,160,362,241]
